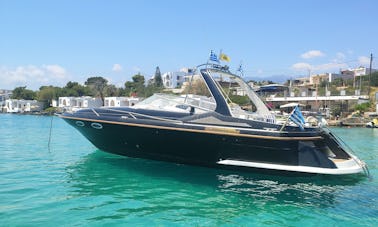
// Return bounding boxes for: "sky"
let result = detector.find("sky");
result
[1,0,377,90]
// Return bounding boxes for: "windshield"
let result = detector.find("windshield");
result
[133,71,217,114]
[135,65,275,123]
[134,93,216,114]
[205,68,275,123]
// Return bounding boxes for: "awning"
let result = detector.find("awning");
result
[280,103,305,108]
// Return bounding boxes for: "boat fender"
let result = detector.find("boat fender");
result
[91,122,103,129]
[75,121,85,127]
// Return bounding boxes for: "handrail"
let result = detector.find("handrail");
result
[324,127,370,177]
[101,107,184,124]
[91,108,100,117]
[153,94,215,112]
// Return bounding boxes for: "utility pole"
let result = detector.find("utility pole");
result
[368,53,373,96]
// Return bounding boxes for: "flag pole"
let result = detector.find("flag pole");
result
[279,107,296,132]
[206,50,211,68]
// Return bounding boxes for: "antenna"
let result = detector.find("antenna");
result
[368,53,373,95]
[237,61,244,77]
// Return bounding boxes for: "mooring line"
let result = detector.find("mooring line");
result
[48,115,53,151]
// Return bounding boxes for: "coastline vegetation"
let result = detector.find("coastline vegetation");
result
[10,67,165,110]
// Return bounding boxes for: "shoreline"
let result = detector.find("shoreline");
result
[0,111,56,116]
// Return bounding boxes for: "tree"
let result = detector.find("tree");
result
[37,86,62,108]
[183,79,211,97]
[143,66,165,97]
[65,81,78,89]
[229,94,250,106]
[11,86,36,100]
[154,66,163,88]
[62,81,90,97]
[354,102,370,112]
[331,78,344,87]
[132,74,145,85]
[370,71,378,86]
[124,74,146,97]
[319,80,328,88]
[104,84,119,97]
[85,76,108,104]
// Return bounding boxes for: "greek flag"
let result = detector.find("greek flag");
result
[289,105,306,130]
[237,64,243,73]
[209,50,219,62]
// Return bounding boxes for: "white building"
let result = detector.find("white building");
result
[58,96,102,111]
[0,90,12,110]
[58,97,78,108]
[161,67,196,89]
[4,99,43,113]
[292,77,311,87]
[104,97,140,107]
[309,73,353,84]
[76,96,103,108]
[162,71,187,88]
[51,99,58,107]
[341,66,377,77]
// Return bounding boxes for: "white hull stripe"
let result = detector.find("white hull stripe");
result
[217,159,363,175]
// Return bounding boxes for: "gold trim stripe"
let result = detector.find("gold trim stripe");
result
[205,127,240,134]
[60,115,323,141]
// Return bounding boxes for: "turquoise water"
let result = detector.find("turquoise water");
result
[0,114,377,226]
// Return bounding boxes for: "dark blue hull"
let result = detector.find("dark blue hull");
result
[61,109,343,173]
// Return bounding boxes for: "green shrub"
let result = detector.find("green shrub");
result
[354,102,370,112]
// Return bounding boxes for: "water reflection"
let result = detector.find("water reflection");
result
[62,128,376,225]
[66,150,364,210]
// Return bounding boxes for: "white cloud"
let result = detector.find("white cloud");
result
[112,64,122,72]
[0,64,70,90]
[43,64,67,79]
[43,64,66,74]
[291,62,312,71]
[315,62,348,72]
[291,61,348,74]
[335,52,346,61]
[291,51,370,75]
[358,56,370,66]
[301,50,325,59]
